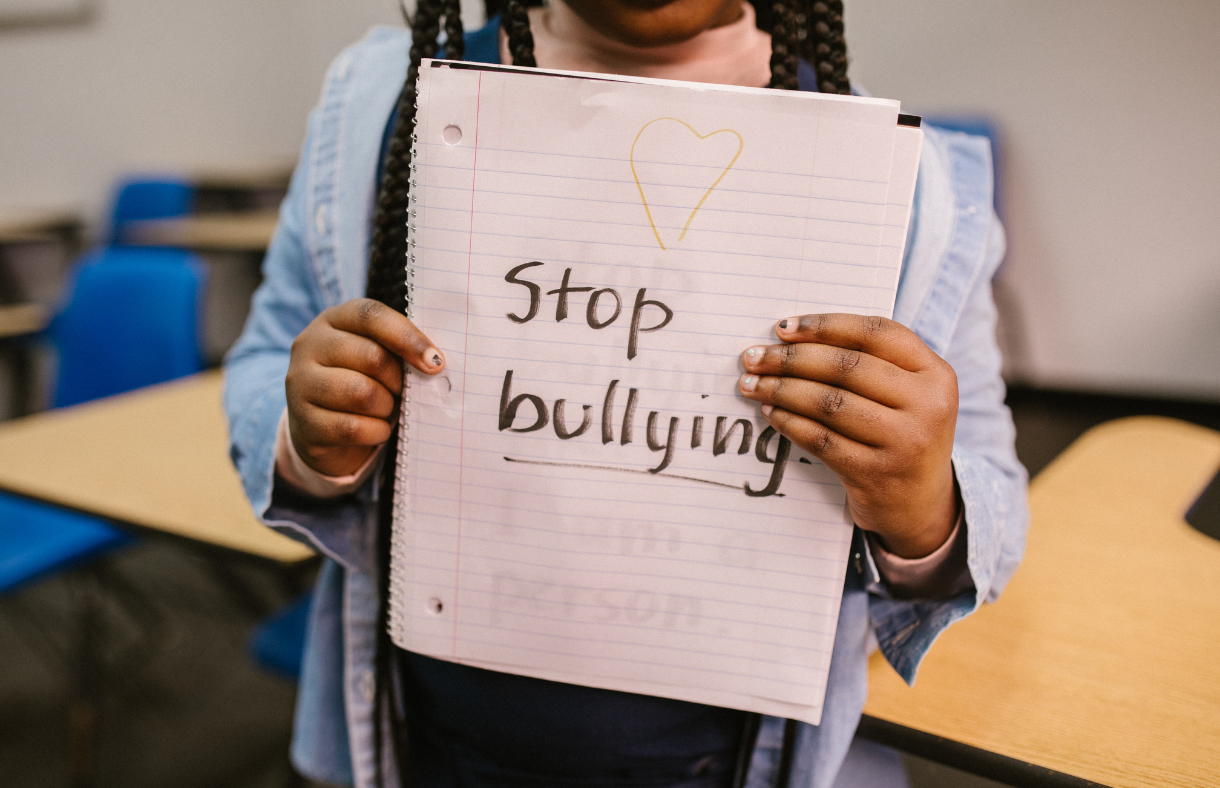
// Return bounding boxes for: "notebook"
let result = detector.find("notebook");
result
[389,59,923,726]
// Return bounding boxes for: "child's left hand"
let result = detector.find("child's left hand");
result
[738,313,960,559]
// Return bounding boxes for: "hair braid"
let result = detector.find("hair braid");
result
[366,2,439,312]
[767,1,800,90]
[367,2,465,784]
[442,0,465,61]
[806,0,850,94]
[485,0,544,23]
[502,0,538,67]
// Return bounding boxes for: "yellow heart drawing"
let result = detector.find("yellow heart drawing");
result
[630,118,744,251]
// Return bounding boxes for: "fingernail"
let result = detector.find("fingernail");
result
[761,404,774,418]
[425,348,444,368]
[743,346,765,367]
[778,318,798,333]
[739,374,758,393]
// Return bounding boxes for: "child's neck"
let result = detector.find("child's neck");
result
[500,0,772,88]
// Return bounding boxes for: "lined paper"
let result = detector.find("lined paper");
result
[390,61,922,725]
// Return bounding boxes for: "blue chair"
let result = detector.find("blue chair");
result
[107,176,195,245]
[0,249,208,782]
[50,247,207,408]
[0,494,132,593]
[1,247,207,594]
[249,592,313,679]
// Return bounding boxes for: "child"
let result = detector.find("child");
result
[224,1,1028,786]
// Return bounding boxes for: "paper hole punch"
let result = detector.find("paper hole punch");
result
[427,597,444,615]
[442,125,463,145]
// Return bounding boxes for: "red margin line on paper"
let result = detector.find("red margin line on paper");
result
[453,72,482,658]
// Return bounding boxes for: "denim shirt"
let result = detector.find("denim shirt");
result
[224,24,1028,788]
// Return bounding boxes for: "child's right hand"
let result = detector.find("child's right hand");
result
[285,298,445,477]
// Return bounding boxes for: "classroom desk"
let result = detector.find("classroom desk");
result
[0,210,77,417]
[192,163,293,193]
[192,163,294,213]
[122,209,279,252]
[0,303,50,420]
[0,303,49,339]
[3,379,1216,779]
[0,371,312,563]
[861,417,1220,788]
[0,207,82,246]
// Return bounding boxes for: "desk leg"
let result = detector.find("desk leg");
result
[10,343,35,418]
[68,573,101,788]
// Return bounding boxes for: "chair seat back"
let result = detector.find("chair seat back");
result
[0,493,130,592]
[51,247,207,408]
[109,177,195,245]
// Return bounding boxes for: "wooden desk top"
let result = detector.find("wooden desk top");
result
[123,210,279,252]
[192,163,293,192]
[0,372,313,563]
[0,207,81,245]
[0,303,49,339]
[863,417,1220,788]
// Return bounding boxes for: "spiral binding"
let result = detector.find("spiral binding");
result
[405,132,419,321]
[387,87,422,646]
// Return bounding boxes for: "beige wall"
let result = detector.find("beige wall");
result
[846,0,1220,398]
[0,0,483,227]
[3,1,1217,397]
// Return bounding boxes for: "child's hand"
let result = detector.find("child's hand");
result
[286,299,445,478]
[738,314,959,559]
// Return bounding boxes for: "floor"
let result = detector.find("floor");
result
[1,386,1217,788]
[0,540,316,788]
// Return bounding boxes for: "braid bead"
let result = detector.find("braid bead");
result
[503,0,538,67]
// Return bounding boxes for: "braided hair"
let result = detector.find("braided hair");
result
[805,0,850,94]
[364,1,849,783]
[365,2,460,779]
